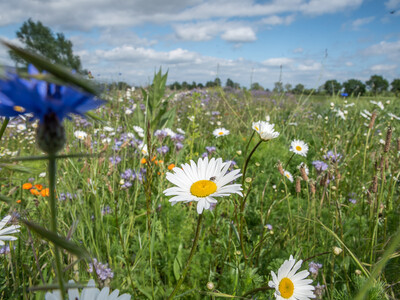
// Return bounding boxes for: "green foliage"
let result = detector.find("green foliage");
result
[9,18,83,72]
[366,75,389,94]
[324,79,342,96]
[390,78,400,95]
[343,78,366,96]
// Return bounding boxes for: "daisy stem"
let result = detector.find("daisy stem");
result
[284,152,295,170]
[48,155,65,300]
[242,140,262,186]
[0,117,9,142]
[168,213,204,300]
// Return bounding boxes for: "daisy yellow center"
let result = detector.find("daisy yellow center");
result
[286,173,291,179]
[218,131,224,135]
[295,145,302,151]
[278,277,294,299]
[255,126,259,131]
[190,180,217,197]
[13,105,25,113]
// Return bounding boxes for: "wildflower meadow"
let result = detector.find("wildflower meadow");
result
[0,42,399,300]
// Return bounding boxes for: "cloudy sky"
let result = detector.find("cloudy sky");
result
[0,0,399,89]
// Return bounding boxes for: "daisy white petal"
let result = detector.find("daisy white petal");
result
[270,255,315,300]
[163,157,242,214]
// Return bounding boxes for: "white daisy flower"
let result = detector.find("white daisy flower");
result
[370,100,384,110]
[103,126,114,132]
[176,128,185,135]
[125,109,133,115]
[16,124,27,131]
[163,157,243,214]
[74,130,88,140]
[290,140,309,157]
[164,128,177,138]
[268,255,315,300]
[388,113,400,120]
[133,126,145,138]
[213,128,230,138]
[283,170,294,183]
[0,215,20,246]
[138,143,148,156]
[360,109,371,119]
[252,121,279,141]
[45,279,131,300]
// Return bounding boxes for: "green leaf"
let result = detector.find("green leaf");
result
[173,244,183,281]
[0,163,36,173]
[22,220,90,259]
[0,194,12,204]
[2,40,98,95]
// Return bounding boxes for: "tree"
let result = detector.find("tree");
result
[273,82,284,93]
[390,78,400,95]
[292,84,305,94]
[10,18,83,72]
[251,82,264,91]
[214,77,221,87]
[343,79,366,96]
[170,81,182,90]
[226,78,235,88]
[323,79,342,96]
[366,75,389,94]
[284,83,292,93]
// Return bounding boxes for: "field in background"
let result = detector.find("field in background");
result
[0,83,399,299]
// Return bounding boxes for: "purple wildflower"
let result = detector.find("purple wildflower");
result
[205,146,216,154]
[109,156,121,165]
[157,145,169,155]
[308,261,323,277]
[175,142,183,152]
[88,259,114,281]
[312,160,328,173]
[323,150,342,163]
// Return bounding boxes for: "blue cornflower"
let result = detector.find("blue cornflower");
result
[157,145,169,155]
[0,65,104,123]
[205,146,216,154]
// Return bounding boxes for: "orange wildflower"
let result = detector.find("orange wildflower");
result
[168,164,175,170]
[16,200,22,204]
[34,184,43,191]
[41,188,50,197]
[30,189,40,196]
[141,158,147,164]
[158,160,164,164]
[22,183,33,190]
[151,156,157,162]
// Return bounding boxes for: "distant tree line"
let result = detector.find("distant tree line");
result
[169,75,400,97]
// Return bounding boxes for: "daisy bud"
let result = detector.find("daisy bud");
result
[383,126,392,153]
[355,269,362,275]
[206,282,215,290]
[332,246,342,255]
[36,113,66,154]
[368,111,377,129]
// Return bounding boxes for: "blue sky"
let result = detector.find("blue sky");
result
[0,0,399,89]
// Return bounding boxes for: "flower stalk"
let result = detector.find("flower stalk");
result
[168,214,204,300]
[48,155,65,299]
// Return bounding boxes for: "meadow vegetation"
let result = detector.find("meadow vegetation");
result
[0,50,399,300]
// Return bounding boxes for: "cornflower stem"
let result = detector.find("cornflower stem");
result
[168,214,204,300]
[48,155,65,299]
[0,117,9,142]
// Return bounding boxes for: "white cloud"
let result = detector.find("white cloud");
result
[370,64,397,72]
[263,57,294,66]
[363,40,400,61]
[261,14,295,25]
[296,60,322,71]
[221,27,257,42]
[299,0,363,15]
[385,0,400,9]
[293,47,303,53]
[351,16,375,29]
